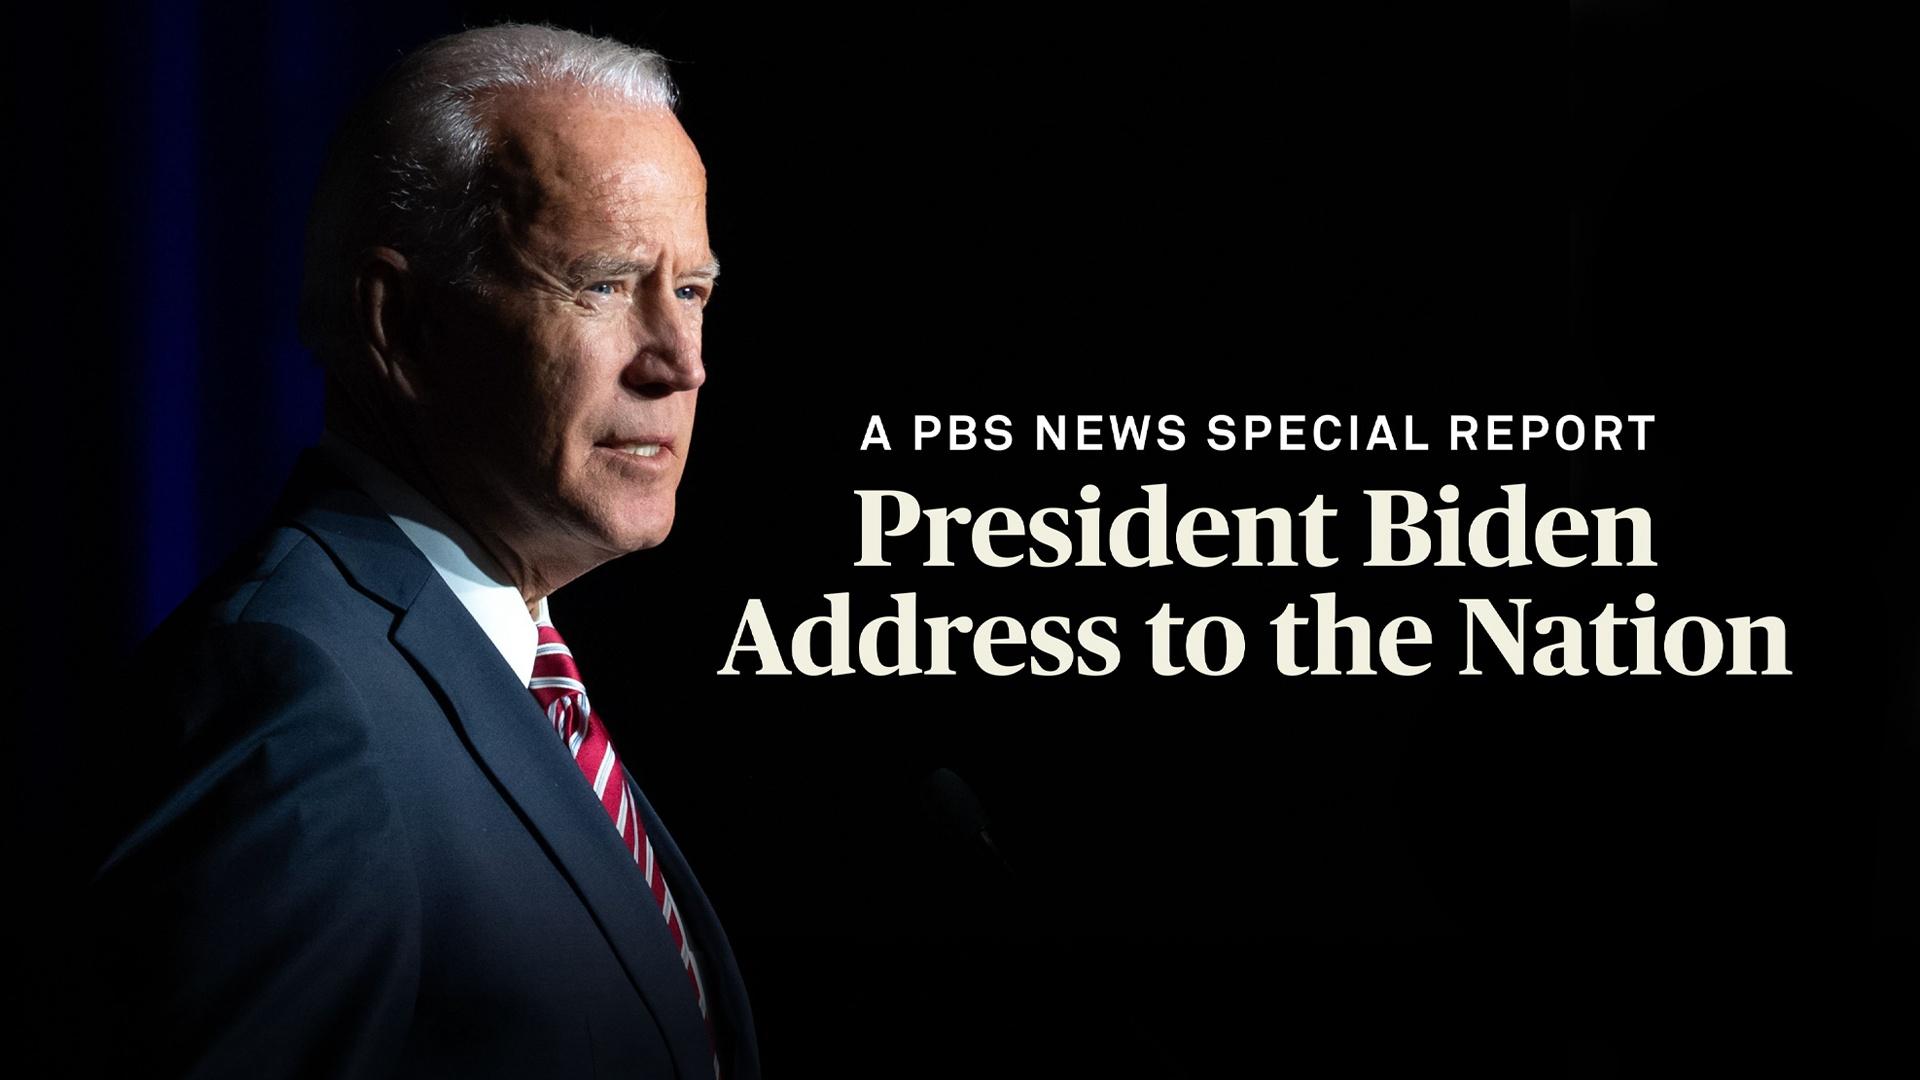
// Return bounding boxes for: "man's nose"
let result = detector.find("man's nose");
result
[623,287,705,395]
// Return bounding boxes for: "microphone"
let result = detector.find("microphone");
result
[916,767,1013,876]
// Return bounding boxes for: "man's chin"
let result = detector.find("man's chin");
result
[604,508,676,555]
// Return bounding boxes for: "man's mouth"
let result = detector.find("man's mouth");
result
[599,438,669,458]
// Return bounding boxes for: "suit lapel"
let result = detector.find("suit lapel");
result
[283,450,716,1078]
[624,777,761,1079]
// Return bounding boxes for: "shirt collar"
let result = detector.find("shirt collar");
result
[317,428,548,688]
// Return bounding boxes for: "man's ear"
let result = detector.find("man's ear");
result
[353,246,428,403]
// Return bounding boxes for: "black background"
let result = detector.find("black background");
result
[14,3,1916,1075]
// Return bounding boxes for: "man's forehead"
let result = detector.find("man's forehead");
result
[485,86,706,212]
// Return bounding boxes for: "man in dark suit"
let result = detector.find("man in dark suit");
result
[79,23,755,1078]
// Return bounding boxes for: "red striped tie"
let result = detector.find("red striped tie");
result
[529,615,720,1078]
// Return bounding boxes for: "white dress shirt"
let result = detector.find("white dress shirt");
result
[317,429,548,688]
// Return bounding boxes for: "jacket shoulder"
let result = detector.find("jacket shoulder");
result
[146,517,394,644]
[84,529,426,1078]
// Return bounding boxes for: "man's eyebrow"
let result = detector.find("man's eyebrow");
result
[561,253,722,284]
[562,253,651,285]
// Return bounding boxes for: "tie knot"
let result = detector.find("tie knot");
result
[529,619,589,740]
[532,618,579,673]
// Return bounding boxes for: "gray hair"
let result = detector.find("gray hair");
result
[298,23,678,368]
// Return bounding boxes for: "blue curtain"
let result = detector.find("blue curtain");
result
[114,1,458,638]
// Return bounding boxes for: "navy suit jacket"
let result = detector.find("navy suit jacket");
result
[82,449,759,1079]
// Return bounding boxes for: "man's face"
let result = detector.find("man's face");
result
[409,87,715,588]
